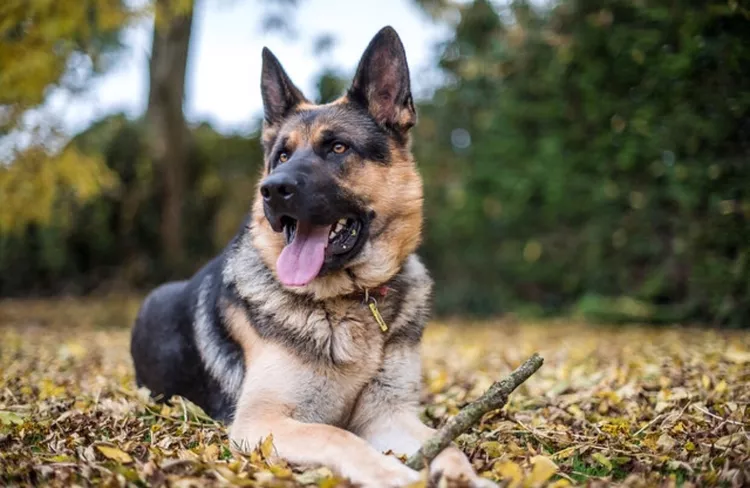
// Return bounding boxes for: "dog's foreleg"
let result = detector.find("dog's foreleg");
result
[348,345,497,487]
[229,413,420,487]
[355,409,497,488]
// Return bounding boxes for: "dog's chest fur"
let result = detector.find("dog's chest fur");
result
[243,306,388,426]
[217,230,432,426]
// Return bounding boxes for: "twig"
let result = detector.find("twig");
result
[692,404,749,427]
[406,353,544,470]
[633,413,664,437]
[512,417,557,441]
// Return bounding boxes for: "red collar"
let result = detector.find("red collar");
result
[371,285,391,298]
[350,285,392,302]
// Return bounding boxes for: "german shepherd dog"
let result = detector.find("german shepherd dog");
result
[131,27,495,487]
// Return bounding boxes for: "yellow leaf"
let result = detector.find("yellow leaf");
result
[566,405,584,419]
[268,464,293,478]
[319,477,348,488]
[528,455,558,487]
[0,411,25,425]
[701,375,711,390]
[548,481,571,488]
[552,446,577,460]
[723,349,750,364]
[203,444,219,461]
[47,455,74,463]
[428,369,448,393]
[714,380,728,394]
[591,452,612,472]
[39,379,65,399]
[260,434,275,459]
[480,441,505,458]
[58,342,86,360]
[96,445,133,464]
[493,460,523,488]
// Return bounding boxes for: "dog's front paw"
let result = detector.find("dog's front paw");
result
[343,455,422,488]
[429,448,498,488]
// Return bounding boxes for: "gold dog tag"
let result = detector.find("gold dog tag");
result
[368,300,389,333]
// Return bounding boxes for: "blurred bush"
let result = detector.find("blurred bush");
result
[0,114,263,294]
[1,0,748,327]
[414,0,749,325]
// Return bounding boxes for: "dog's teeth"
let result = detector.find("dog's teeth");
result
[338,218,347,226]
[329,231,336,239]
[335,222,344,233]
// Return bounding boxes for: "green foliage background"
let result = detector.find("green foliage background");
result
[1,0,748,327]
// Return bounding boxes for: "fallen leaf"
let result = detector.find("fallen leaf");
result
[269,464,293,478]
[548,481,571,488]
[0,410,25,425]
[2,301,750,487]
[203,444,219,461]
[552,446,577,460]
[715,433,743,448]
[592,452,612,472]
[96,445,133,464]
[527,455,558,487]
[260,433,275,459]
[480,440,505,458]
[723,349,750,364]
[493,460,523,488]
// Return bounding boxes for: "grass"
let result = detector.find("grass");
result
[1,297,749,487]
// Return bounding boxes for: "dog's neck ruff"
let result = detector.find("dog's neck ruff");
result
[222,229,432,363]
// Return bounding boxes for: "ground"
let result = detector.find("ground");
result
[1,298,748,487]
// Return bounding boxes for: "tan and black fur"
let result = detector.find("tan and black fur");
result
[131,27,495,487]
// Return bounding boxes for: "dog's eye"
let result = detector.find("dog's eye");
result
[278,152,289,163]
[331,143,348,155]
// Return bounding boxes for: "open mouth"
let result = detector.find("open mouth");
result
[275,215,368,287]
[281,216,363,256]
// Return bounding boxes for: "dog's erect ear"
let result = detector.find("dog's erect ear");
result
[261,47,308,126]
[348,26,416,133]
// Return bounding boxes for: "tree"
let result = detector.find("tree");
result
[0,0,140,233]
[145,0,196,272]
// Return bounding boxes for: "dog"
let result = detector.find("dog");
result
[130,26,495,487]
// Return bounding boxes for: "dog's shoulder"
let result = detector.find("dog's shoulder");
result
[383,253,433,348]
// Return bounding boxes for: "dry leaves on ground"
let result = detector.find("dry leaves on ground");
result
[1,298,749,487]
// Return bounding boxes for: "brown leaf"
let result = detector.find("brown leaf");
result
[715,433,743,448]
[657,433,677,452]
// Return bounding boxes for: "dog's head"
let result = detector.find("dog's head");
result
[249,26,423,299]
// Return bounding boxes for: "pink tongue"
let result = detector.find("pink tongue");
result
[276,222,330,287]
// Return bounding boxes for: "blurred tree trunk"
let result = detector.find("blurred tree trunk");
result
[146,0,195,274]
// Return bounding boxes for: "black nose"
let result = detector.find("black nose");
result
[260,173,298,207]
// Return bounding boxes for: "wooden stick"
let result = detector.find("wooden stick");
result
[406,353,544,470]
